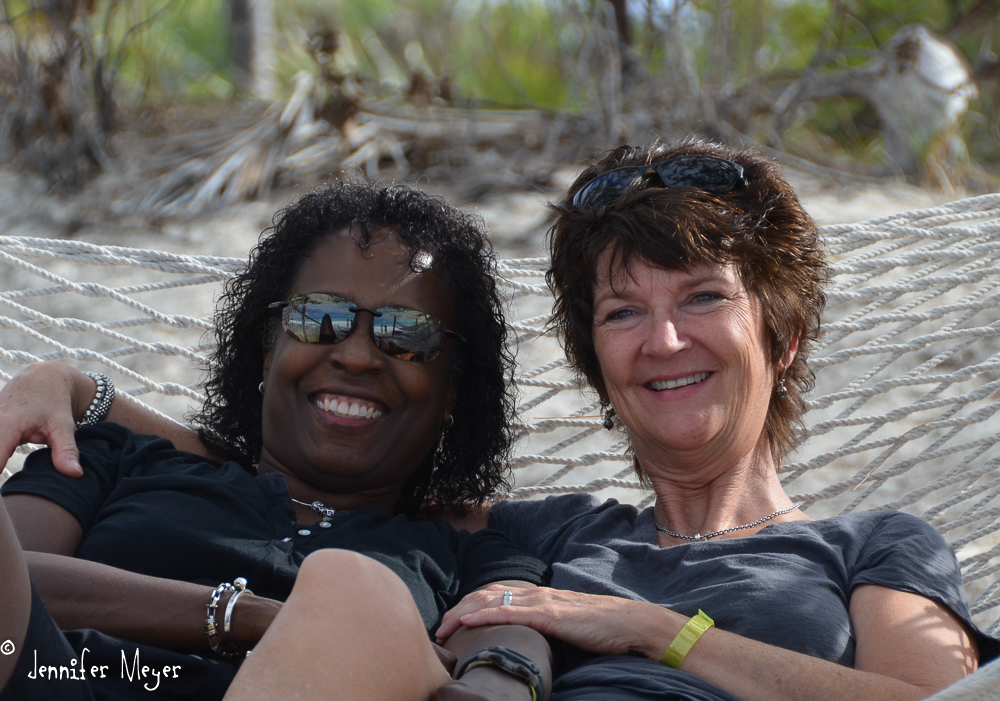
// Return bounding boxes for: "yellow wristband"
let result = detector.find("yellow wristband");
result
[660,609,715,669]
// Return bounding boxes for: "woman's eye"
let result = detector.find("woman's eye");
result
[692,291,723,304]
[606,308,633,321]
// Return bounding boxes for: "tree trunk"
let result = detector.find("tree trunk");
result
[229,0,275,98]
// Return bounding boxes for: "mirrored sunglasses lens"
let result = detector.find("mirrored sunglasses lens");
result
[284,295,355,343]
[573,167,645,210]
[372,307,442,362]
[653,156,744,191]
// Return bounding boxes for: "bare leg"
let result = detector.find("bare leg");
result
[224,549,452,701]
[0,497,33,690]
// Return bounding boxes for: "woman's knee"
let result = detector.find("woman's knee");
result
[293,549,414,611]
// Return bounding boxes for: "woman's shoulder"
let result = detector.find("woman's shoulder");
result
[796,510,942,545]
[492,493,645,534]
[73,422,239,480]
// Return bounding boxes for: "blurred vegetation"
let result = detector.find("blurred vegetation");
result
[1,0,998,192]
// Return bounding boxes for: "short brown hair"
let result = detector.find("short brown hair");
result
[547,138,828,464]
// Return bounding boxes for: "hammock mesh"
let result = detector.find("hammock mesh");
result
[1,193,999,632]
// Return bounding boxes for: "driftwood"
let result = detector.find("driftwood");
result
[773,25,977,176]
[125,72,592,217]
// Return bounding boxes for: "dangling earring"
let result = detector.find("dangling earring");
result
[603,408,615,431]
[258,382,265,395]
[777,377,788,399]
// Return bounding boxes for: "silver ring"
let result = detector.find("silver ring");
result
[501,589,513,606]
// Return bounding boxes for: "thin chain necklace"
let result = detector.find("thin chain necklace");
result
[291,498,337,519]
[654,504,800,542]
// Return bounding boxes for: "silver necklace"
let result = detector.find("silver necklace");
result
[654,504,800,542]
[291,498,336,519]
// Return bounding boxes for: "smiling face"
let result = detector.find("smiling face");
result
[258,226,456,510]
[592,257,786,478]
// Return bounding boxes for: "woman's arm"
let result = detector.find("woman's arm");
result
[439,584,977,701]
[0,362,211,477]
[438,581,552,700]
[24,551,281,651]
[5,492,280,651]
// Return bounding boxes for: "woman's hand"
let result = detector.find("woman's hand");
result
[0,362,91,477]
[437,584,670,660]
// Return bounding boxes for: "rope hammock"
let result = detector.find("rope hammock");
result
[1,194,999,641]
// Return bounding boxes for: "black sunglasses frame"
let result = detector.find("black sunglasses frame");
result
[572,155,748,211]
[269,293,465,362]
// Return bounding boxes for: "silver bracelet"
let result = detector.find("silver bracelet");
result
[223,587,250,650]
[205,578,251,659]
[77,372,115,428]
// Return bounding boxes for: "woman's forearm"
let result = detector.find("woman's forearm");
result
[25,551,280,651]
[444,623,553,699]
[0,362,212,478]
[447,587,973,701]
[104,390,210,457]
[442,581,553,699]
[661,619,931,701]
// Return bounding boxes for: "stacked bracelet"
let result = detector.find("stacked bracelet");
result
[661,609,715,669]
[77,372,115,428]
[455,647,544,701]
[205,577,251,659]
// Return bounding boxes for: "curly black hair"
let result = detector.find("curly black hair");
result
[189,179,515,516]
[548,139,829,466]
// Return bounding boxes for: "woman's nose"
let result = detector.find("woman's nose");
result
[327,315,384,374]
[642,316,689,356]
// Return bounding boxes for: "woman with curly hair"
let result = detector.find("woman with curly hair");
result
[0,181,550,701]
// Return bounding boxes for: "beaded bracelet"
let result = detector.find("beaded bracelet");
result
[77,372,115,428]
[661,609,715,669]
[455,646,544,701]
[205,578,250,659]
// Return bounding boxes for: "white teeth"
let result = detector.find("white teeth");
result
[314,396,385,420]
[649,372,710,391]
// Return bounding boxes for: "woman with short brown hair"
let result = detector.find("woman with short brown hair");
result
[440,139,997,701]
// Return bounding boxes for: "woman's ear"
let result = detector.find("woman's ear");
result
[262,351,272,388]
[780,333,800,372]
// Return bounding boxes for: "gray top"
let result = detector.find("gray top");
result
[491,494,999,700]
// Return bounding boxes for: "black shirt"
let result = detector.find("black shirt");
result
[2,423,547,632]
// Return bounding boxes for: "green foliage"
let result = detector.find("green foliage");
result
[6,0,996,167]
[449,0,570,108]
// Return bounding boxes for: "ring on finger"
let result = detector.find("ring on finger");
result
[501,589,513,606]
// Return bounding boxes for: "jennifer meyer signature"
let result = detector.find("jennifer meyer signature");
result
[23,646,181,691]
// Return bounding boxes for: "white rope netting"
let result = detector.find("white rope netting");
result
[1,193,999,631]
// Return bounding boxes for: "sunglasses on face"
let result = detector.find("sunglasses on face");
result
[571,155,748,211]
[268,293,463,362]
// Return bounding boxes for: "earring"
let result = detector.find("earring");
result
[443,413,455,428]
[258,382,265,395]
[603,409,614,431]
[777,377,788,398]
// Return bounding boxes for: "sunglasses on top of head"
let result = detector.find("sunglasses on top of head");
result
[571,155,749,211]
[268,293,465,363]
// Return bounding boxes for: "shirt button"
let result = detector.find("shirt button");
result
[297,529,311,536]
[281,537,292,542]
[319,521,332,528]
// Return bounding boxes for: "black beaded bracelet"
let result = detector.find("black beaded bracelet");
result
[455,646,544,701]
[77,372,115,428]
